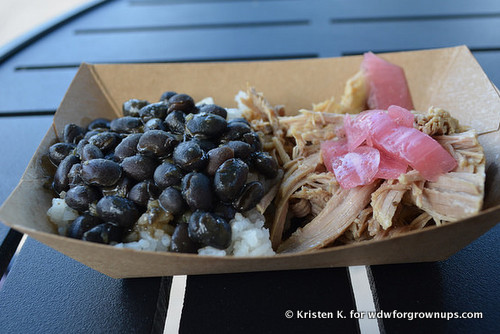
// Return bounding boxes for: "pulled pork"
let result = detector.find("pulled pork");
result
[238,85,485,253]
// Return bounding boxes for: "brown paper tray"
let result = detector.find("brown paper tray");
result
[1,45,499,278]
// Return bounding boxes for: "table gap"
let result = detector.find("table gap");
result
[0,110,56,117]
[330,12,500,24]
[129,0,266,5]
[74,20,310,34]
[13,53,319,72]
[0,233,25,291]
[341,47,500,57]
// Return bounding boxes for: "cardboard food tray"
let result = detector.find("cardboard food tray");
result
[1,46,499,278]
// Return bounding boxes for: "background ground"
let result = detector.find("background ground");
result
[0,0,90,48]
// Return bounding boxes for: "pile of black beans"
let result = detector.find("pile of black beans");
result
[48,91,279,253]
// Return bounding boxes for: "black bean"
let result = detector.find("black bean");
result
[190,137,217,153]
[81,144,104,161]
[67,213,102,239]
[173,141,208,171]
[53,155,80,194]
[164,110,185,134]
[159,187,185,215]
[186,113,227,139]
[88,132,120,153]
[81,158,122,187]
[75,138,89,158]
[170,223,200,253]
[128,180,159,207]
[188,211,231,249]
[63,123,85,144]
[144,118,166,131]
[48,142,75,166]
[170,132,184,144]
[110,116,143,133]
[242,132,262,152]
[226,141,252,160]
[220,121,251,142]
[168,93,195,113]
[84,129,105,140]
[123,99,149,117]
[96,196,140,228]
[214,202,236,221]
[137,130,178,158]
[104,152,117,162]
[65,184,102,212]
[114,133,142,161]
[214,158,248,202]
[87,118,110,131]
[139,102,169,122]
[101,176,134,198]
[233,181,264,212]
[68,163,83,188]
[159,91,177,102]
[182,172,213,211]
[251,151,279,178]
[228,117,250,126]
[206,146,234,176]
[198,104,227,119]
[82,223,124,244]
[52,93,276,249]
[121,154,157,181]
[153,162,183,189]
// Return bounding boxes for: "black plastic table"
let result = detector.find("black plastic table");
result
[0,1,499,333]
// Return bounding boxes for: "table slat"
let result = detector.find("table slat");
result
[2,0,500,113]
[181,268,359,333]
[0,115,54,276]
[369,225,500,334]
[0,2,499,334]
[86,0,500,28]
[0,238,165,334]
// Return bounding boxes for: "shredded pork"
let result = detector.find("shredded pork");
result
[237,78,486,254]
[278,182,378,253]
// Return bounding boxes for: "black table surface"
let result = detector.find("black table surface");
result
[0,1,499,333]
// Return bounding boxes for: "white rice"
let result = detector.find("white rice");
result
[47,99,276,256]
[114,230,171,252]
[197,247,227,257]
[46,198,79,236]
[225,107,243,120]
[234,90,250,114]
[195,96,215,106]
[198,210,275,257]
[47,198,275,256]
